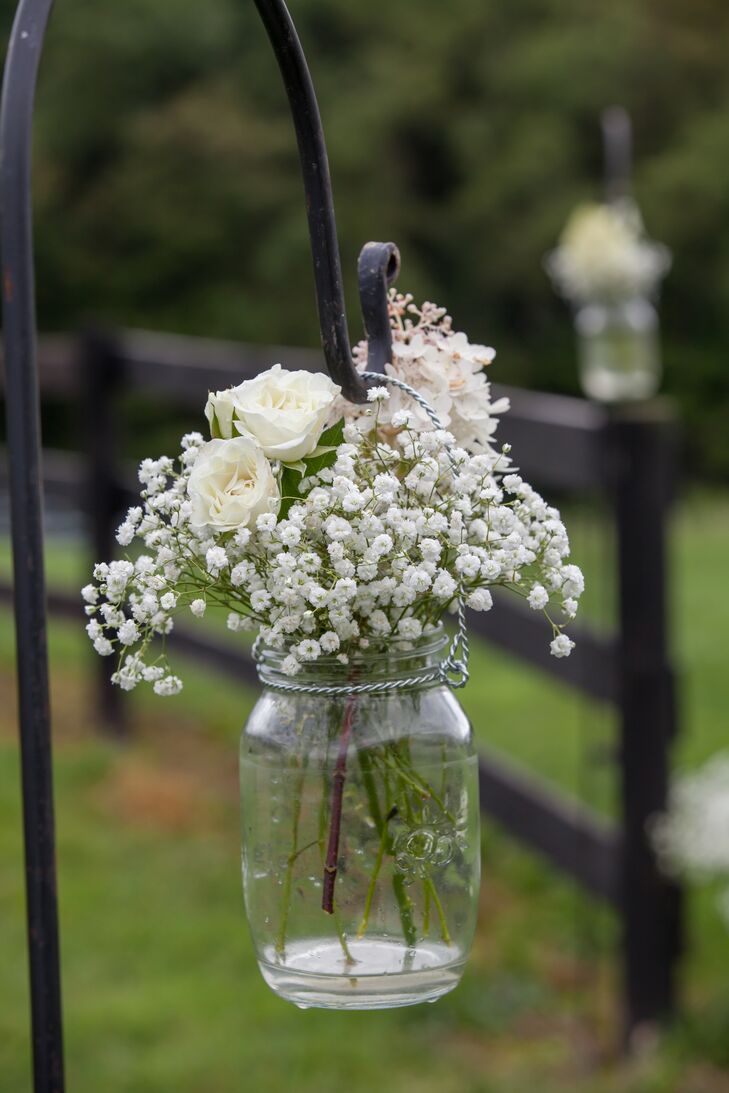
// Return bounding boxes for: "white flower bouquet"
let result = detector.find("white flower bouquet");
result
[546,200,671,306]
[83,292,583,690]
[83,292,585,1001]
[653,754,729,928]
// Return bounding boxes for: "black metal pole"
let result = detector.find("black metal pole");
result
[0,0,65,1090]
[601,105,632,206]
[252,0,397,398]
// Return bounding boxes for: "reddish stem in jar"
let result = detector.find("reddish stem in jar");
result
[321,692,358,914]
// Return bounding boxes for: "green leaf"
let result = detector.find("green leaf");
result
[306,444,338,461]
[276,420,345,518]
[317,418,345,448]
[283,459,307,475]
[303,418,345,477]
[278,464,304,521]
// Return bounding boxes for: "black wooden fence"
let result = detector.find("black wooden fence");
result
[0,327,682,1041]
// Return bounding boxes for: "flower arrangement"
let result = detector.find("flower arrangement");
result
[546,200,671,306]
[652,754,729,928]
[83,292,584,691]
[82,292,585,1002]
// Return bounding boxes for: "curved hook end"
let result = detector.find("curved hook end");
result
[358,241,400,379]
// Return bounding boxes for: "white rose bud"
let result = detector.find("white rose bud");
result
[188,436,279,531]
[204,387,238,439]
[205,364,341,462]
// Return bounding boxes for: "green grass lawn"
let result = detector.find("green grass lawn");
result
[1,491,728,1092]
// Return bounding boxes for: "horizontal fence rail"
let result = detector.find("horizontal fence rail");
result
[478,744,621,905]
[470,595,619,705]
[3,329,615,485]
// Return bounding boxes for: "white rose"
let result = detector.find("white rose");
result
[188,436,279,531]
[205,364,341,462]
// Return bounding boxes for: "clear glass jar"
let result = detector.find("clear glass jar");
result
[240,629,480,1010]
[575,297,661,402]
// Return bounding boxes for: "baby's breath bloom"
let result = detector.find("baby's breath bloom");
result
[367,386,390,402]
[397,617,422,640]
[466,589,493,612]
[154,675,183,696]
[297,639,321,661]
[320,631,340,654]
[527,584,549,611]
[118,619,140,646]
[550,634,575,658]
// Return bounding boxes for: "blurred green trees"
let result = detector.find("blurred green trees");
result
[3,0,729,473]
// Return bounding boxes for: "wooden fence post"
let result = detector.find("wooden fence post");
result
[611,401,683,1041]
[80,329,128,737]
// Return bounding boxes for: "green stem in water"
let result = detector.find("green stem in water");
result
[384,748,456,824]
[440,741,448,802]
[333,907,356,965]
[424,878,451,945]
[275,753,308,957]
[423,882,431,937]
[357,805,396,939]
[384,767,418,947]
[392,874,417,948]
[288,838,319,865]
[391,740,451,947]
[357,763,416,948]
[357,747,383,832]
[389,761,420,949]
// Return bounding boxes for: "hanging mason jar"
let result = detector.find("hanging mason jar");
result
[240,627,480,1010]
[574,296,660,403]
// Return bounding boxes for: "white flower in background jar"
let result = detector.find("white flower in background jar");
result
[546,200,671,402]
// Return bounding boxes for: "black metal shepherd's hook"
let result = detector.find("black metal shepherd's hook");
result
[253,0,400,397]
[601,105,632,205]
[0,1,401,1090]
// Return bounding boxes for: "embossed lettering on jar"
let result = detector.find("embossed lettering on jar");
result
[240,628,480,1010]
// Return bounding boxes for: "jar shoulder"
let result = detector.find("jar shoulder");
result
[242,686,473,755]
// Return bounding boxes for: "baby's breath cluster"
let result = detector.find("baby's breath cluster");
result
[83,297,584,695]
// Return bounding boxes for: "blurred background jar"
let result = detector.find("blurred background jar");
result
[575,295,661,402]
